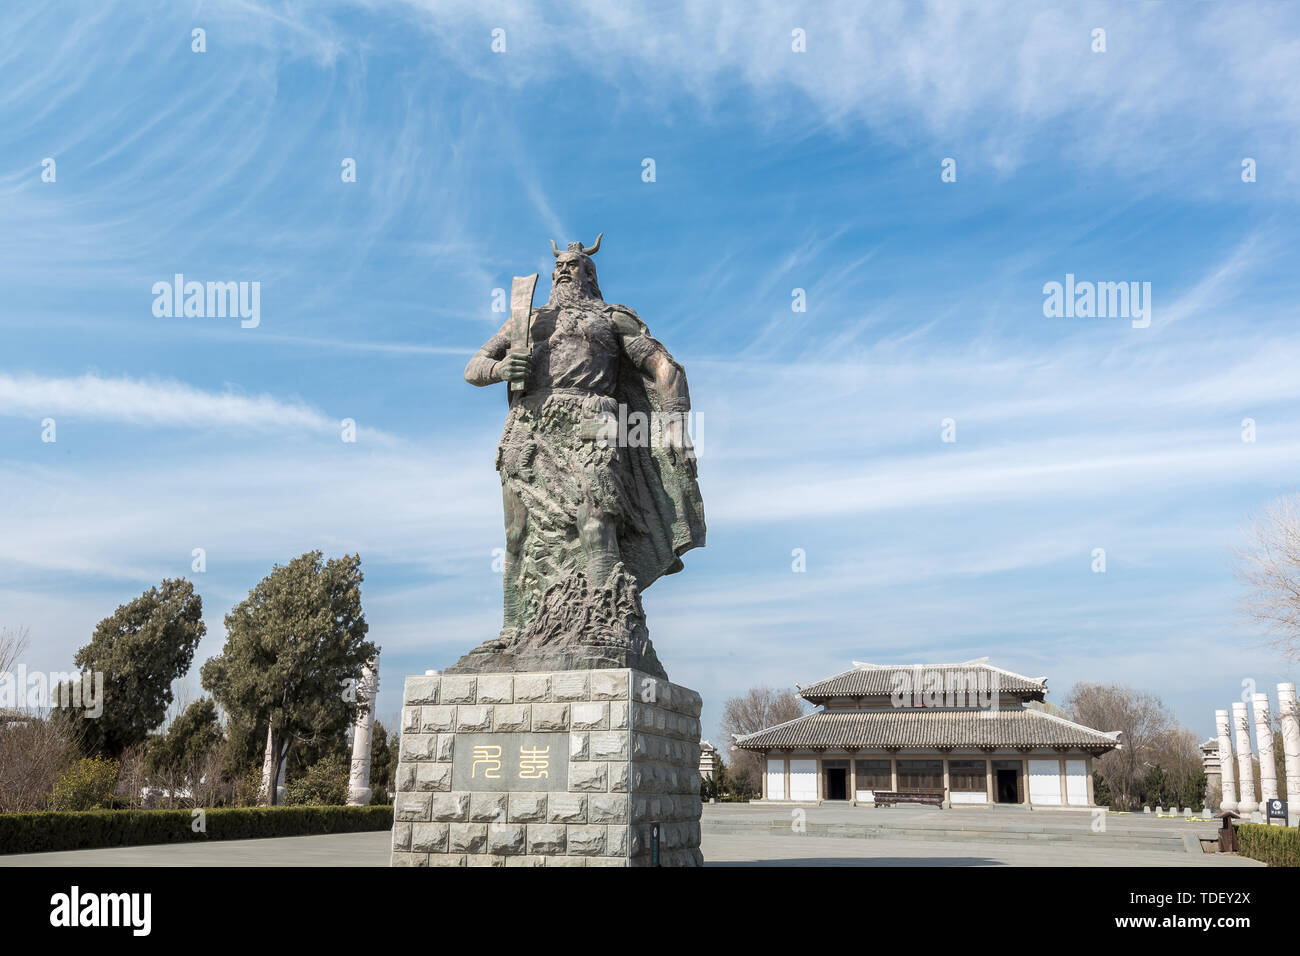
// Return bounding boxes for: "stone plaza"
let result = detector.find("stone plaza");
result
[0,804,1261,868]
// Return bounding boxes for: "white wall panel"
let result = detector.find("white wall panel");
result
[789,759,817,801]
[1028,759,1062,805]
[1065,759,1088,806]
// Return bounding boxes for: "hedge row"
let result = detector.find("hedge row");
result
[1236,823,1300,867]
[0,805,393,856]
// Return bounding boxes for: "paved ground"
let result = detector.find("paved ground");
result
[0,806,1258,868]
[702,833,1259,867]
[0,830,388,867]
[703,802,1220,833]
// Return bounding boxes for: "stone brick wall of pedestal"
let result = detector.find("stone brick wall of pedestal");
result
[390,669,704,867]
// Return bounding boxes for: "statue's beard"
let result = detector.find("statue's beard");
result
[547,277,601,308]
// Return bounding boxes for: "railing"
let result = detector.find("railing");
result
[869,789,946,808]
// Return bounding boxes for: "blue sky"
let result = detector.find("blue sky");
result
[3,1,1300,749]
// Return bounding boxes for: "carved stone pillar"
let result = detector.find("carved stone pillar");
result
[259,727,287,805]
[1253,692,1278,814]
[1233,701,1256,815]
[1215,709,1237,813]
[1278,683,1300,811]
[348,658,380,805]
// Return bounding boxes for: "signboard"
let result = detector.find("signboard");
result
[1266,798,1288,823]
[451,732,569,792]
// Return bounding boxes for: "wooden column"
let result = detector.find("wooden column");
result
[1058,755,1068,806]
[985,756,993,804]
[760,752,768,800]
[784,755,790,800]
[942,756,951,808]
[816,755,824,801]
[849,755,857,805]
[890,755,898,791]
[1022,757,1031,807]
[1086,755,1096,806]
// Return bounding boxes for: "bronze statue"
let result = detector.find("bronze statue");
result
[448,236,705,678]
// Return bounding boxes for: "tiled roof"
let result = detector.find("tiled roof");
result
[797,659,1047,702]
[734,707,1120,751]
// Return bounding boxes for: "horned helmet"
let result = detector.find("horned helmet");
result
[549,233,603,300]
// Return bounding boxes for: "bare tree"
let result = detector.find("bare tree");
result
[0,626,29,679]
[114,744,148,809]
[720,686,805,793]
[0,712,81,812]
[1237,494,1300,661]
[1150,725,1205,808]
[1066,682,1177,810]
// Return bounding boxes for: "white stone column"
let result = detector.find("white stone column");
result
[1253,692,1278,814]
[259,732,289,805]
[259,726,285,805]
[348,658,380,806]
[1233,701,1257,815]
[1215,709,1237,813]
[259,726,274,803]
[1278,683,1300,808]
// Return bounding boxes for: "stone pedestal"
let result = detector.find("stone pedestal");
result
[390,668,703,867]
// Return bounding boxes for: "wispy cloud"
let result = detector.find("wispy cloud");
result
[0,372,348,434]
[373,0,1300,184]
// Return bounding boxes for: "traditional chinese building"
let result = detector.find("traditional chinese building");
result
[1199,736,1221,798]
[733,659,1121,809]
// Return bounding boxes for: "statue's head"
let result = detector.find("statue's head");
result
[548,233,603,304]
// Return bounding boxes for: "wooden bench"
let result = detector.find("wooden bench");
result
[870,789,945,808]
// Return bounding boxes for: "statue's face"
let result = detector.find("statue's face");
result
[552,254,584,290]
[547,251,601,306]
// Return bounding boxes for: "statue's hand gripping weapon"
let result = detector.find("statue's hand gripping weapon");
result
[509,273,539,394]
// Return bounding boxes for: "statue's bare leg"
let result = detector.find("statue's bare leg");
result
[500,482,527,642]
[577,498,619,588]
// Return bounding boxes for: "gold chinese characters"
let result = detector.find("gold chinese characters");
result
[470,743,551,780]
